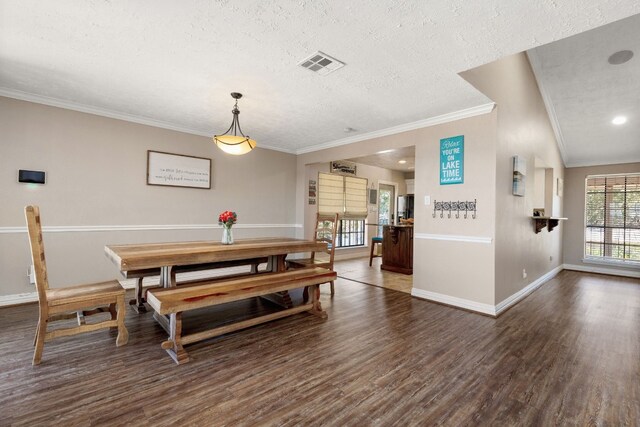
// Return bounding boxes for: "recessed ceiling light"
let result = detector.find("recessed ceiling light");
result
[398,160,407,164]
[377,149,394,154]
[608,50,634,65]
[612,116,627,125]
[408,166,415,170]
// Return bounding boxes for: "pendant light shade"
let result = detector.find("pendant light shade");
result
[213,92,257,155]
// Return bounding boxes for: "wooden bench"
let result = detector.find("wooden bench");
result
[126,257,269,313]
[146,267,337,364]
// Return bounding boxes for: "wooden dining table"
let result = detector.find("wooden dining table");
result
[105,237,327,309]
[105,237,327,287]
[105,237,332,363]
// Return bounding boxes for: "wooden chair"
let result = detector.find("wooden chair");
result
[287,213,339,297]
[369,236,383,266]
[25,206,128,365]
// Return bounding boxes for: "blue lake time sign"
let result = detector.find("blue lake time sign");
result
[440,135,464,185]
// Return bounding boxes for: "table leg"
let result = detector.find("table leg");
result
[129,278,147,313]
[261,255,293,308]
[160,266,177,288]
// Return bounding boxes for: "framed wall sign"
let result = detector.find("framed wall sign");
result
[147,150,212,189]
[330,160,357,176]
[440,135,464,185]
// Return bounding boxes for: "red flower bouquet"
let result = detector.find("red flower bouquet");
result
[218,211,237,228]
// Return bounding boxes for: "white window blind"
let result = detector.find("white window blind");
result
[585,173,640,263]
[318,173,344,215]
[318,173,368,219]
[344,176,368,218]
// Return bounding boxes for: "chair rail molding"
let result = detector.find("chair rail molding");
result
[0,223,302,234]
[414,233,493,244]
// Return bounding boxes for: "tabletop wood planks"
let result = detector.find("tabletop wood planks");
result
[105,238,327,271]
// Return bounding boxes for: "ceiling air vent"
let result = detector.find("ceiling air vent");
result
[298,51,345,75]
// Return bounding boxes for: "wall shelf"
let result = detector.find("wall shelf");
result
[532,217,567,234]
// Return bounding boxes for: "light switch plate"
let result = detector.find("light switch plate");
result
[424,195,431,205]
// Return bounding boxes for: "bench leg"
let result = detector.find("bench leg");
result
[129,278,147,313]
[116,294,129,347]
[308,284,327,319]
[163,312,189,364]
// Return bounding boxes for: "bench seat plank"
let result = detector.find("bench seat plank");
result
[147,267,336,315]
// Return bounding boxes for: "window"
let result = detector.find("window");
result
[336,219,365,248]
[585,174,640,263]
[317,172,368,248]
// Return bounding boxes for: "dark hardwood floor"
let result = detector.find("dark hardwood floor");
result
[0,271,638,426]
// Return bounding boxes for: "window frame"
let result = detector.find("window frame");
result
[335,218,366,248]
[583,173,640,265]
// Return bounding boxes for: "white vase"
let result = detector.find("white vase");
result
[221,226,234,245]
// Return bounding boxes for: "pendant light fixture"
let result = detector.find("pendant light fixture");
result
[213,92,257,155]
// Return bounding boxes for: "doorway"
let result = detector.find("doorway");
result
[378,183,395,236]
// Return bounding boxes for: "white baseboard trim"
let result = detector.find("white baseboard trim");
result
[0,292,38,307]
[410,288,496,316]
[0,223,302,234]
[563,263,640,278]
[494,265,563,316]
[411,265,564,317]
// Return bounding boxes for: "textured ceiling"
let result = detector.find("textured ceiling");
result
[529,13,640,167]
[1,1,639,156]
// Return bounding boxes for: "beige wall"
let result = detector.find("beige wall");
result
[0,97,297,296]
[462,52,565,304]
[563,162,640,269]
[296,112,498,306]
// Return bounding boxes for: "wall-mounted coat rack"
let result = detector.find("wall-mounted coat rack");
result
[433,199,477,219]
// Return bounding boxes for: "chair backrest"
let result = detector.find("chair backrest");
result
[25,206,49,303]
[313,213,339,268]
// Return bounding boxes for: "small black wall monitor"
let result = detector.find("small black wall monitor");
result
[18,170,46,184]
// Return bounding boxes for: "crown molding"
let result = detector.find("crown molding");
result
[526,50,569,167]
[564,157,640,168]
[1,87,493,156]
[295,103,496,155]
[0,88,295,154]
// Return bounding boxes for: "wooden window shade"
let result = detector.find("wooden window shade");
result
[318,173,344,216]
[344,176,368,219]
[585,173,640,263]
[318,173,368,219]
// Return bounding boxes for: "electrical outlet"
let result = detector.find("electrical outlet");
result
[522,269,527,279]
[424,195,431,206]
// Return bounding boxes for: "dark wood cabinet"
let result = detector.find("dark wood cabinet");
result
[381,225,413,275]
